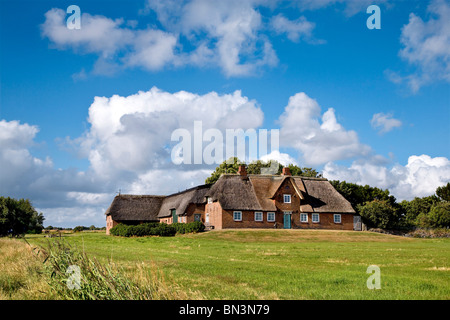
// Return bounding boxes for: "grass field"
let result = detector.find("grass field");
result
[2,229,450,300]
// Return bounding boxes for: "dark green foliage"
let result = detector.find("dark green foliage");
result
[416,202,450,228]
[399,196,440,227]
[73,226,85,233]
[172,221,205,234]
[329,180,396,214]
[205,157,322,185]
[436,182,450,201]
[110,223,176,237]
[0,197,44,236]
[358,200,401,229]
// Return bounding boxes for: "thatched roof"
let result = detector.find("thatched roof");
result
[206,175,263,211]
[157,185,210,218]
[300,178,355,213]
[105,195,165,221]
[207,174,355,213]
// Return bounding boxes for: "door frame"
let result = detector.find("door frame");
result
[283,211,292,229]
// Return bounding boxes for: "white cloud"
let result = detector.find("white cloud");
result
[390,0,450,92]
[323,154,450,201]
[41,1,334,77]
[260,150,298,166]
[278,92,371,166]
[41,8,179,74]
[295,0,387,16]
[1,88,264,226]
[370,112,402,134]
[271,14,321,43]
[79,87,264,179]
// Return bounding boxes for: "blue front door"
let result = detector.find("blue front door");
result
[283,213,291,229]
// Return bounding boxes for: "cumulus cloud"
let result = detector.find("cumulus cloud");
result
[40,1,329,77]
[0,85,267,227]
[278,92,372,166]
[323,154,450,201]
[41,8,179,74]
[370,112,402,134]
[78,87,264,179]
[389,0,450,92]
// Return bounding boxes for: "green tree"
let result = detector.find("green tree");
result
[416,202,450,228]
[436,182,450,201]
[330,180,396,213]
[358,199,400,229]
[0,197,44,236]
[399,196,439,227]
[205,158,322,185]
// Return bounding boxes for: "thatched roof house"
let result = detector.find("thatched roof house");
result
[105,166,358,234]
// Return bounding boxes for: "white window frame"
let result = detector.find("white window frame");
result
[300,213,308,223]
[283,194,291,203]
[267,212,275,222]
[207,197,213,204]
[254,212,263,222]
[334,214,341,224]
[233,211,242,221]
[312,213,320,223]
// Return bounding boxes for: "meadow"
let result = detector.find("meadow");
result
[1,229,449,300]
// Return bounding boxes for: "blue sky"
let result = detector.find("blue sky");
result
[0,0,449,227]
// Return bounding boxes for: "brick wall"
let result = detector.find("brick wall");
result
[106,215,118,235]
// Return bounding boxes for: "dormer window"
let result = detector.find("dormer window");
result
[207,197,213,204]
[283,194,291,203]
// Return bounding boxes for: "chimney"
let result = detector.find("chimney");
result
[238,165,247,178]
[282,167,291,176]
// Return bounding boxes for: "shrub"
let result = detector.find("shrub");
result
[109,223,176,237]
[172,221,205,234]
[73,226,85,233]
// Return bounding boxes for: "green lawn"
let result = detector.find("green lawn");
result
[26,229,450,300]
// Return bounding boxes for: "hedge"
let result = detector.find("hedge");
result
[172,221,205,234]
[109,222,176,237]
[110,221,206,237]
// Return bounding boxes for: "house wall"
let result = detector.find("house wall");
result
[106,215,118,235]
[159,216,173,224]
[273,177,301,214]
[293,212,353,230]
[206,201,223,229]
[186,204,206,223]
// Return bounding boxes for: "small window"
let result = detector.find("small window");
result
[233,211,242,221]
[283,194,291,203]
[312,213,320,223]
[334,214,341,223]
[207,197,213,204]
[267,212,275,222]
[254,212,263,222]
[300,213,308,223]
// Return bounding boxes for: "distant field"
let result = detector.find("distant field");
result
[5,229,450,299]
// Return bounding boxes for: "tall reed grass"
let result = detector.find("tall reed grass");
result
[42,238,186,300]
[0,237,192,300]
